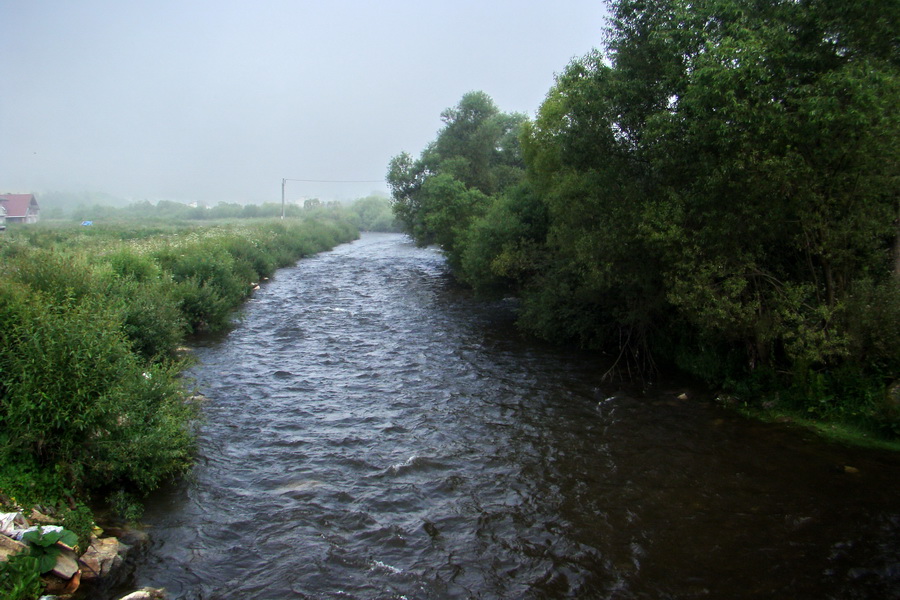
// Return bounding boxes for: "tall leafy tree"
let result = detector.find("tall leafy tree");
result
[387,0,900,431]
[615,0,900,368]
[387,92,527,265]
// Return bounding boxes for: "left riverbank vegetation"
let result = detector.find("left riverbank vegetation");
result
[0,214,359,593]
[388,0,900,447]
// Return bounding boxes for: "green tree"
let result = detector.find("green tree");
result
[386,1,900,434]
[350,195,401,232]
[387,91,527,253]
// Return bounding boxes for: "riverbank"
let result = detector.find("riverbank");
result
[0,217,358,599]
[728,401,900,453]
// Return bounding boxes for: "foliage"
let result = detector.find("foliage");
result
[385,0,900,439]
[37,188,400,226]
[109,489,145,523]
[20,526,78,574]
[0,281,199,493]
[0,217,358,505]
[59,503,95,553]
[458,182,548,296]
[0,553,42,600]
[387,91,527,258]
[0,455,71,510]
[349,195,402,232]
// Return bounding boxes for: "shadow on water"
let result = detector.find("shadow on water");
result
[96,233,899,600]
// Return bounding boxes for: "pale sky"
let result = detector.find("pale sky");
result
[1,0,609,205]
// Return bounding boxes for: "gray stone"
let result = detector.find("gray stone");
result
[51,545,79,579]
[0,534,27,561]
[119,587,166,600]
[79,536,125,581]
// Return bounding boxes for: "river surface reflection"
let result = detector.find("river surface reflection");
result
[112,233,899,599]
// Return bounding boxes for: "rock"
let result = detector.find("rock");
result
[51,545,80,579]
[103,526,149,549]
[119,587,166,600]
[30,508,57,524]
[0,534,27,561]
[79,536,127,581]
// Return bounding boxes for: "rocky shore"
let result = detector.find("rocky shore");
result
[0,507,162,600]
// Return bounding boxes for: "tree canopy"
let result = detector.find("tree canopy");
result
[387,91,527,268]
[388,0,900,436]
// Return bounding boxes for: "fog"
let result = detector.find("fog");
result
[0,0,607,205]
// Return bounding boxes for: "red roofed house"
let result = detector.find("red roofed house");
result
[0,193,40,224]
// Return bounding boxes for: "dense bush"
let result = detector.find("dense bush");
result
[0,277,197,493]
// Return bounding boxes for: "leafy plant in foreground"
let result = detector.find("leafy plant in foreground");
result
[20,526,78,573]
[0,553,42,600]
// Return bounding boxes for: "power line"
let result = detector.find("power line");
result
[283,178,384,183]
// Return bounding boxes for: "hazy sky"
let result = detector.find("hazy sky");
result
[1,1,609,204]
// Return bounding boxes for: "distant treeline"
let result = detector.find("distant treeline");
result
[37,193,402,233]
[0,216,357,509]
[388,0,899,440]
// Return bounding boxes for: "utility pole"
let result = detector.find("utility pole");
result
[281,178,286,219]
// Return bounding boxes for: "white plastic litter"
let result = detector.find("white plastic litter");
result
[0,512,28,538]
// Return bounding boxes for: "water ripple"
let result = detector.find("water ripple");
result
[113,233,900,600]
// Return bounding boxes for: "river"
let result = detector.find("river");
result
[108,233,899,599]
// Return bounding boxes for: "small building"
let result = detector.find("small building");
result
[0,193,40,224]
[0,203,6,231]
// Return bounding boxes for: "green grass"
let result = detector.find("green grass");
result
[724,398,900,452]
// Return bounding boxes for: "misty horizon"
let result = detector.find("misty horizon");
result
[1,0,608,206]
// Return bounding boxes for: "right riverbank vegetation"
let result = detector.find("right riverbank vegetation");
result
[388,0,900,447]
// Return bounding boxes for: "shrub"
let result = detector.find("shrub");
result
[0,553,42,600]
[111,278,186,358]
[3,248,104,304]
[59,503,95,553]
[105,248,161,282]
[219,236,275,281]
[0,283,197,493]
[20,526,78,574]
[0,217,357,508]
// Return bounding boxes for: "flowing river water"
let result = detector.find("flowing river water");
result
[110,233,899,599]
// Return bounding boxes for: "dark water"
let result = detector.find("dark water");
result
[115,233,899,599]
